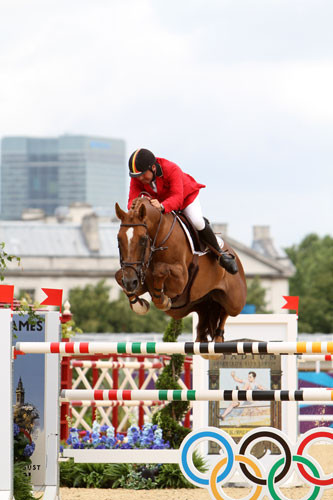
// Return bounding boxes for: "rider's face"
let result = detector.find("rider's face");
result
[137,166,155,184]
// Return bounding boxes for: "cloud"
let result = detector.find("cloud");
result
[0,0,332,245]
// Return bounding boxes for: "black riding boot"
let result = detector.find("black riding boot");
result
[198,221,238,275]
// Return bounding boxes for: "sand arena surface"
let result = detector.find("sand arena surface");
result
[58,486,333,499]
[36,443,333,499]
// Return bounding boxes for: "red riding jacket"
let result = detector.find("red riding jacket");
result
[127,157,205,213]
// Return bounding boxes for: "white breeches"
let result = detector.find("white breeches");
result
[183,196,205,231]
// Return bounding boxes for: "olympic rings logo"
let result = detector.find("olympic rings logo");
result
[179,427,333,500]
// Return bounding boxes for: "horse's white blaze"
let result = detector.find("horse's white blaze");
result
[126,227,134,247]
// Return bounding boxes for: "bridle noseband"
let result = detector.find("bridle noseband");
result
[118,212,176,286]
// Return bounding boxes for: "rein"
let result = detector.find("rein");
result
[119,212,177,285]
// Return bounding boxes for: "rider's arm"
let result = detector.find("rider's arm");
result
[127,178,145,209]
[159,163,184,212]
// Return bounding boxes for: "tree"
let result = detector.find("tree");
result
[69,280,187,333]
[68,281,113,332]
[285,234,333,333]
[246,276,270,313]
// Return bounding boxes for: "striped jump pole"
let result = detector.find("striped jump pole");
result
[62,400,167,408]
[299,354,333,362]
[15,340,333,356]
[70,360,163,369]
[60,388,333,402]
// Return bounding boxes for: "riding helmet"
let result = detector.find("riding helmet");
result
[128,148,156,177]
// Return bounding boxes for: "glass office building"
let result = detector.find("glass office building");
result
[0,135,127,219]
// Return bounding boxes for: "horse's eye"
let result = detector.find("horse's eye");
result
[140,236,148,246]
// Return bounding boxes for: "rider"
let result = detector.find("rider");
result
[127,148,238,274]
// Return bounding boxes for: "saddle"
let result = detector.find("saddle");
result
[174,212,207,253]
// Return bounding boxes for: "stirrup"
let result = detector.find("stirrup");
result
[219,252,238,274]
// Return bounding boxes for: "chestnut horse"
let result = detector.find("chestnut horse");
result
[115,197,247,342]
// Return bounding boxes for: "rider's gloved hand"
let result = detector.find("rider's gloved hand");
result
[150,199,164,212]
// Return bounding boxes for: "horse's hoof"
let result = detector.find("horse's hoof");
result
[200,353,222,360]
[130,298,150,315]
[159,297,172,311]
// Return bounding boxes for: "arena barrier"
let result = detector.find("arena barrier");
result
[179,426,333,500]
[4,311,332,499]
[15,339,333,355]
[60,388,333,402]
[1,309,60,500]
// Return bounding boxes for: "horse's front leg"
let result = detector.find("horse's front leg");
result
[115,269,150,315]
[126,293,150,315]
[150,262,188,311]
[150,263,172,311]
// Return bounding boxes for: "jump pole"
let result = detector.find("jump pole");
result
[70,360,164,369]
[61,388,333,402]
[64,400,167,408]
[15,340,333,355]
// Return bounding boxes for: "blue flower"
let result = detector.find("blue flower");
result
[13,423,20,437]
[23,443,35,457]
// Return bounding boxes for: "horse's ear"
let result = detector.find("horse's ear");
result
[138,203,146,221]
[115,203,126,221]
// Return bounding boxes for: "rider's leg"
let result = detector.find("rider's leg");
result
[183,197,238,275]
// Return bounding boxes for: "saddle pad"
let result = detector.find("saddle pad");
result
[175,214,224,256]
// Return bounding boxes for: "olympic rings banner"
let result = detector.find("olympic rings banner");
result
[179,426,333,500]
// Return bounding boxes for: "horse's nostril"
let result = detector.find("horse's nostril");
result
[123,277,139,292]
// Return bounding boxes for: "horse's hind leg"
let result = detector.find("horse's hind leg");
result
[195,311,210,342]
[214,308,228,342]
[194,299,221,342]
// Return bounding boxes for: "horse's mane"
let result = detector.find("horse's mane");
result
[129,196,158,219]
[130,197,146,212]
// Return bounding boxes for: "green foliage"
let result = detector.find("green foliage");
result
[68,281,114,332]
[246,276,270,313]
[152,318,191,448]
[68,280,192,333]
[0,242,20,281]
[156,452,208,489]
[59,458,207,489]
[113,464,158,489]
[13,295,45,331]
[285,234,333,333]
[60,460,131,488]
[61,318,83,338]
[13,463,38,500]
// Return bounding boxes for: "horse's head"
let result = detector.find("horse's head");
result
[115,199,151,293]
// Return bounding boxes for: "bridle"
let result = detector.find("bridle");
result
[118,212,177,286]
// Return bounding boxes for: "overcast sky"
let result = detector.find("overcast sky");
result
[1,0,332,250]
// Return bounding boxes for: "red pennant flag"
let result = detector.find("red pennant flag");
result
[0,284,14,309]
[282,296,299,317]
[40,288,63,313]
